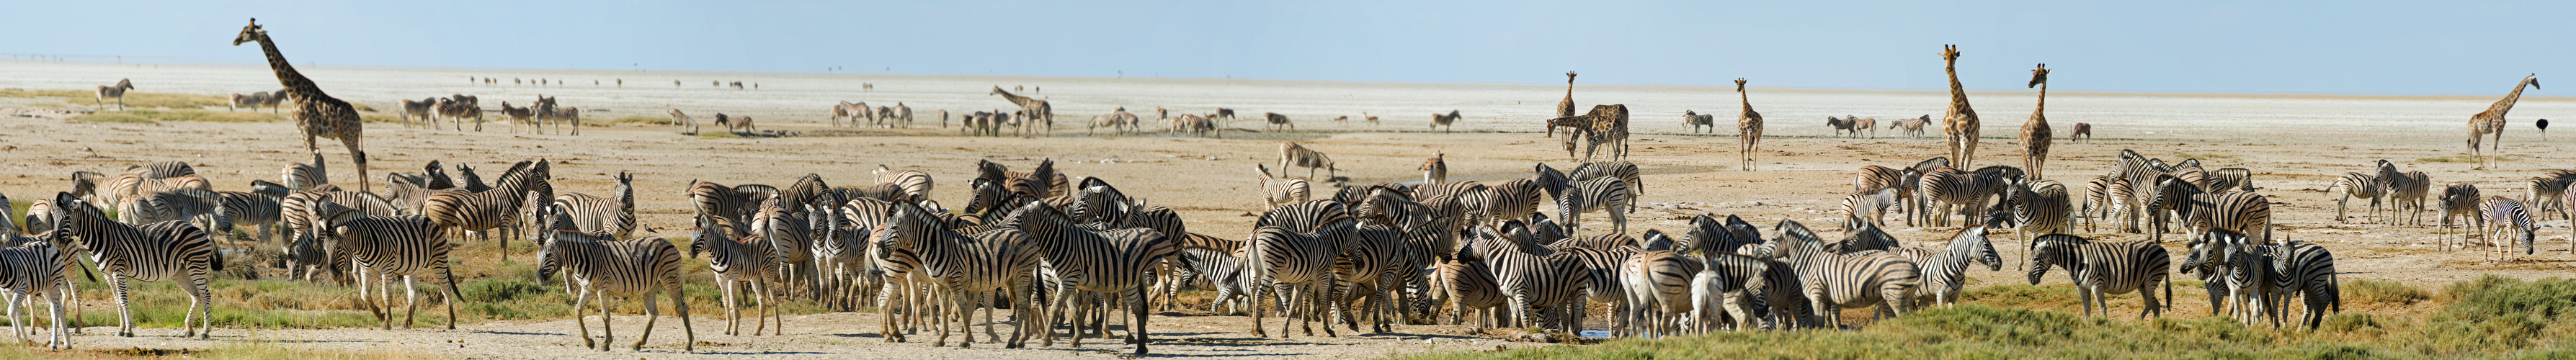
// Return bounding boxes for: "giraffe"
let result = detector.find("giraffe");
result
[234,19,369,192]
[2023,63,2054,181]
[989,86,1053,134]
[1735,78,1763,171]
[2469,73,2541,170]
[1552,71,1582,157]
[1938,45,1981,169]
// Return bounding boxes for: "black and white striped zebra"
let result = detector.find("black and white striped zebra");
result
[422,160,549,261]
[2269,238,2340,329]
[816,199,894,310]
[2482,197,2539,262]
[553,171,639,238]
[47,192,222,338]
[0,241,71,348]
[1618,250,1703,337]
[2170,178,2272,243]
[2182,230,2279,326]
[530,208,695,352]
[1990,179,2070,270]
[873,165,937,202]
[213,184,287,243]
[1255,164,1312,212]
[1331,224,1420,334]
[1768,220,1919,326]
[1430,254,1509,330]
[2027,233,2171,318]
[1572,161,1644,202]
[2437,184,2484,251]
[687,215,778,336]
[882,202,1043,348]
[2376,160,2432,226]
[310,200,462,330]
[1462,179,1546,229]
[1238,201,1356,338]
[2209,167,2255,193]
[1896,227,2000,307]
[1694,251,1799,330]
[1916,168,2007,227]
[283,153,328,192]
[1460,225,1593,331]
[999,201,1175,355]
[749,199,819,300]
[1555,176,1633,236]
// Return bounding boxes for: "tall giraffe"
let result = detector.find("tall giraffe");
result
[1735,78,1764,171]
[2469,73,2541,170]
[2023,63,2054,181]
[1939,45,1981,169]
[235,19,369,192]
[989,86,1053,134]
[1550,71,1582,158]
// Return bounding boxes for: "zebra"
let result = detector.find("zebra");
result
[2523,170,2576,221]
[2208,168,2255,193]
[309,200,462,330]
[1572,161,1644,202]
[2330,172,2385,224]
[688,215,780,336]
[749,199,819,301]
[999,202,1175,355]
[1459,225,1594,331]
[1330,224,1422,334]
[1461,179,1543,229]
[553,172,639,238]
[2185,230,2281,326]
[278,189,397,282]
[1263,112,1295,130]
[1895,227,2000,307]
[1279,142,1337,180]
[1842,189,1899,232]
[1618,250,1703,337]
[2028,233,2171,318]
[687,180,757,225]
[1556,176,1632,236]
[96,78,134,111]
[531,208,695,352]
[811,199,888,311]
[422,160,549,261]
[669,109,698,135]
[231,91,267,112]
[2433,184,2486,251]
[0,241,71,348]
[2482,197,2539,262]
[1916,168,2007,228]
[2269,237,2341,330]
[1990,180,2070,269]
[1430,253,1509,330]
[1683,110,1716,133]
[1695,251,1800,330]
[1430,110,1465,132]
[1767,219,1920,326]
[46,192,221,338]
[2174,185,2273,244]
[1254,164,1311,213]
[1238,201,1355,338]
[1173,235,1256,315]
[881,202,1041,348]
[2376,160,2432,226]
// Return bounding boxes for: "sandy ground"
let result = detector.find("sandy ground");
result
[4,60,2576,358]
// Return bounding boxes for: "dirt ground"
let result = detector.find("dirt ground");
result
[4,61,2575,358]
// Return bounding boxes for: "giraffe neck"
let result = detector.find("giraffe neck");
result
[2033,82,2047,116]
[2487,78,2533,118]
[1739,89,1754,114]
[254,35,321,98]
[1946,62,1972,112]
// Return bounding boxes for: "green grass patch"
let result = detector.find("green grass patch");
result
[66,109,285,124]
[1405,276,2576,359]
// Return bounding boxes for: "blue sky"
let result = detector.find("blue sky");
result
[8,1,2567,94]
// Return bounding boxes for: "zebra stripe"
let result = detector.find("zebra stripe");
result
[2375,160,2432,226]
[0,242,71,348]
[553,171,638,238]
[1917,168,2007,227]
[1556,177,1632,236]
[1768,220,1919,327]
[311,201,460,330]
[1255,164,1312,212]
[1237,201,1355,338]
[999,202,1175,354]
[530,209,695,352]
[873,166,937,202]
[2435,184,2484,251]
[1461,225,1593,331]
[1695,251,1798,330]
[1462,179,1545,229]
[48,193,222,338]
[1618,251,1703,337]
[1572,161,1644,201]
[1332,224,1420,334]
[422,160,549,261]
[1895,227,1999,307]
[2269,238,2340,329]
[2482,197,2539,262]
[883,202,1042,348]
[2027,233,2171,318]
[689,215,780,336]
[1993,181,2072,267]
[1430,256,1508,329]
[1278,142,1337,180]
[283,153,329,191]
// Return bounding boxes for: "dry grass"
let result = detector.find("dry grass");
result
[602,116,672,126]
[66,109,285,124]
[0,87,230,109]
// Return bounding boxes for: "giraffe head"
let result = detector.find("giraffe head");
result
[990,86,1007,96]
[232,19,265,46]
[1734,78,1747,93]
[1565,71,1577,83]
[2530,73,2541,89]
[1940,45,1962,65]
[2028,63,2050,89]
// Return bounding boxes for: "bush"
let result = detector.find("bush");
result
[2346,279,2430,306]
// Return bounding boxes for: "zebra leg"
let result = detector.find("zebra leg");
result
[6,291,22,346]
[878,279,903,343]
[45,292,65,349]
[633,291,659,351]
[571,289,597,349]
[402,274,422,330]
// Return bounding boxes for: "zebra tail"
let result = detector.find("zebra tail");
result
[77,257,99,283]
[212,248,226,272]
